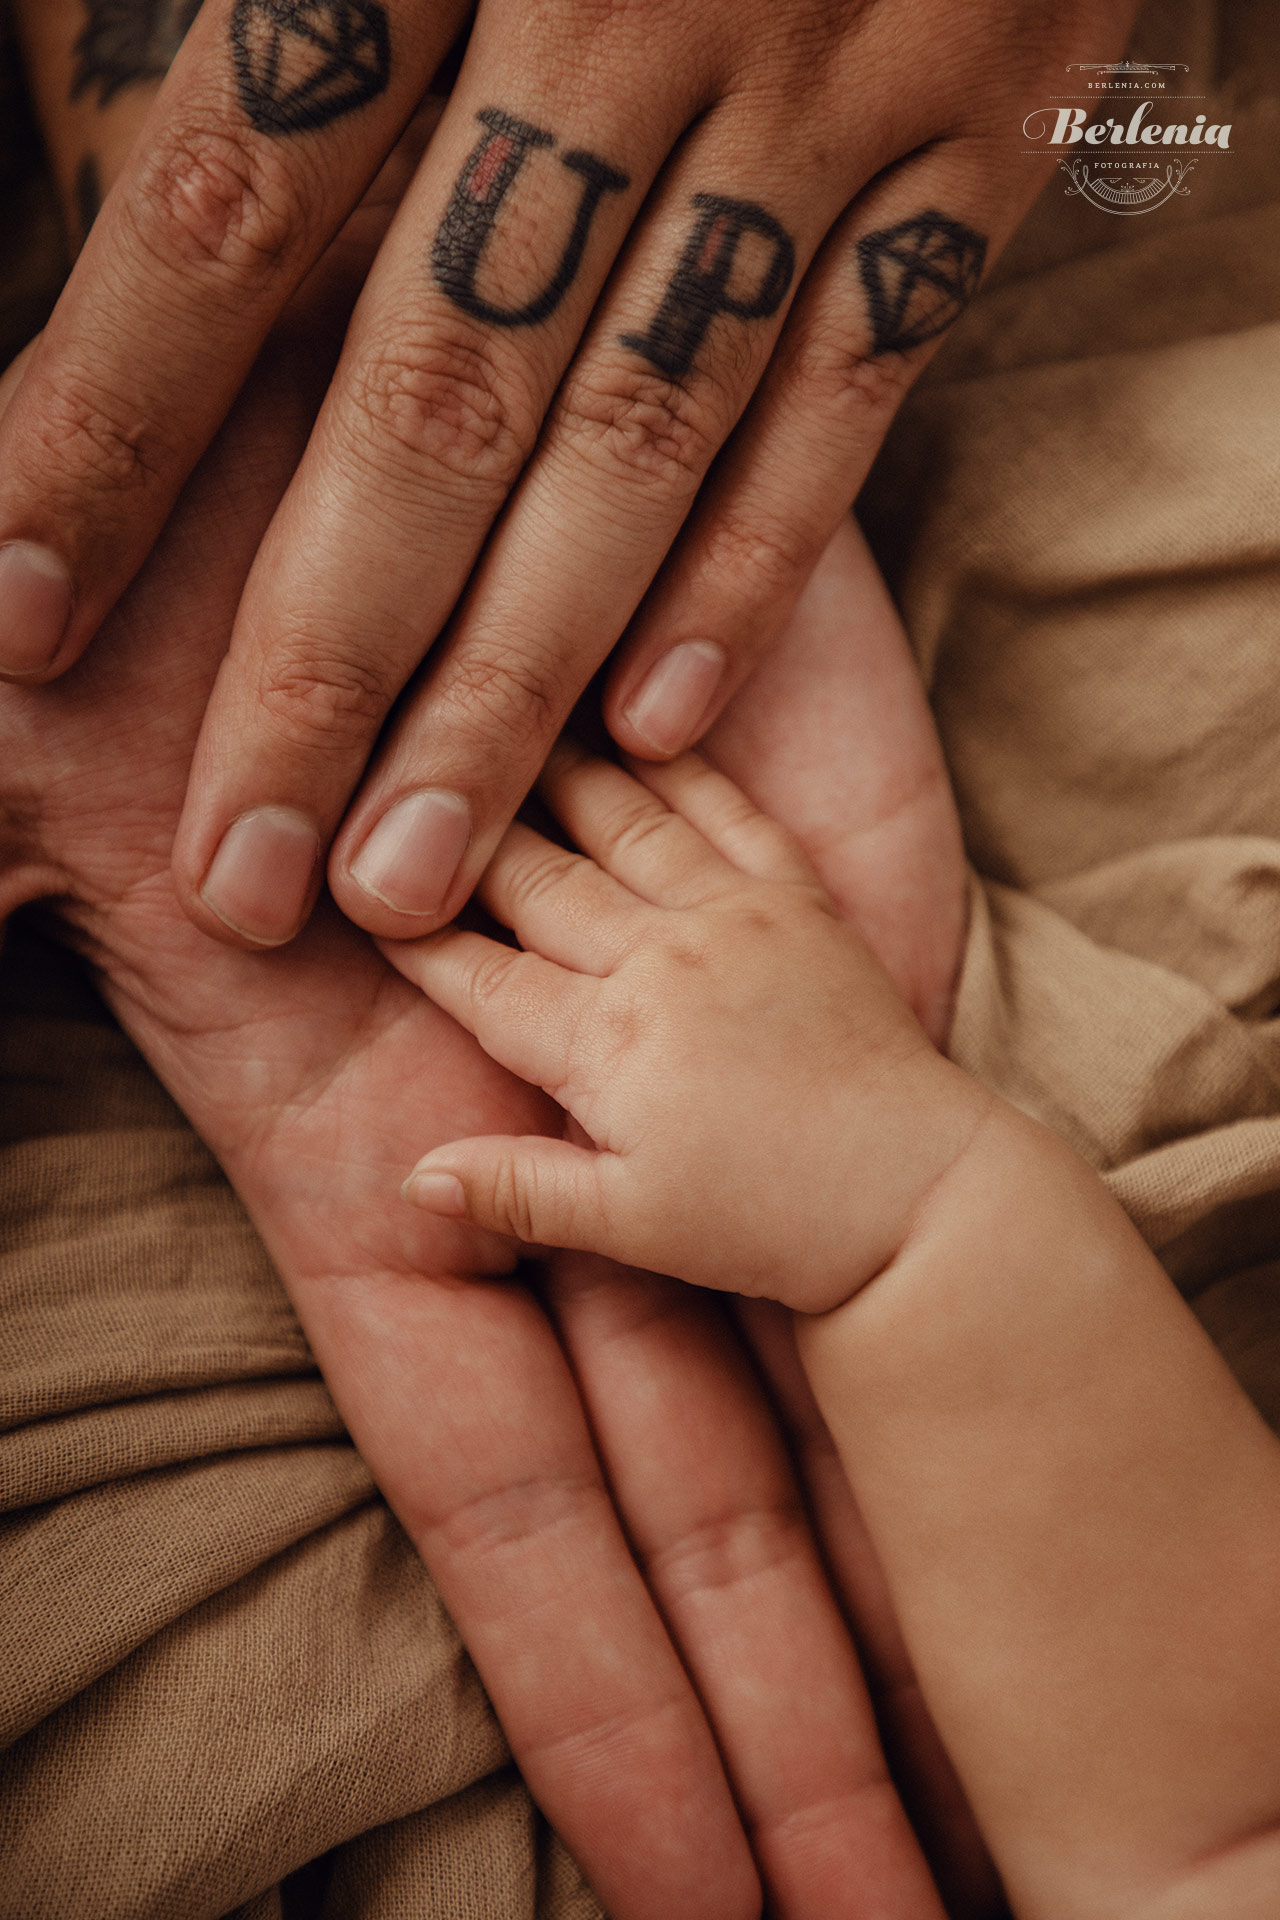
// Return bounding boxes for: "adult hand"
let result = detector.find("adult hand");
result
[0,0,1135,956]
[0,299,964,1920]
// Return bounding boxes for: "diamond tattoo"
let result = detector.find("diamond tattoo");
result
[230,0,391,137]
[856,211,987,356]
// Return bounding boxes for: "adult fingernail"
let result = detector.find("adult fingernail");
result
[0,541,74,677]
[402,1167,468,1215]
[200,807,321,946]
[623,641,727,755]
[350,790,471,917]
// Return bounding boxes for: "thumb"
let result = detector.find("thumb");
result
[402,1135,617,1254]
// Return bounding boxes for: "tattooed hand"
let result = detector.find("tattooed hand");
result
[0,0,1136,954]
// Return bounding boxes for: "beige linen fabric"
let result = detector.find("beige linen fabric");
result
[3,0,1280,1911]
[861,0,1280,1425]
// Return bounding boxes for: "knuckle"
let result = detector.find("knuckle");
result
[424,1469,606,1560]
[737,902,784,939]
[790,315,917,419]
[438,633,567,753]
[344,325,537,497]
[603,795,674,862]
[659,932,711,973]
[698,508,816,607]
[650,1497,807,1596]
[470,946,523,1011]
[557,363,723,496]
[131,119,308,285]
[256,643,398,749]
[490,1154,540,1244]
[21,368,161,498]
[507,843,579,912]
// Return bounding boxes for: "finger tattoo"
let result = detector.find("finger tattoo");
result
[230,0,391,137]
[432,109,630,328]
[71,0,203,105]
[621,195,796,379]
[856,210,987,356]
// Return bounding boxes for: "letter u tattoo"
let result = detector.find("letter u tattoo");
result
[621,195,796,379]
[433,108,630,328]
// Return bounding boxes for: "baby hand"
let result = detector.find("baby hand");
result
[385,743,989,1315]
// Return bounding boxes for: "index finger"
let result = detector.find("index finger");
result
[0,0,464,681]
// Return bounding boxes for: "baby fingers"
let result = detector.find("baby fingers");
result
[380,927,592,1095]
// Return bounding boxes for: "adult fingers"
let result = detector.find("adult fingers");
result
[605,144,1013,761]
[548,1254,952,1920]
[308,86,872,944]
[736,1299,1009,1920]
[171,24,709,945]
[0,0,469,682]
[289,1263,760,1920]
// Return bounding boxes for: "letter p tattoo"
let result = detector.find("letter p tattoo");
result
[621,194,796,379]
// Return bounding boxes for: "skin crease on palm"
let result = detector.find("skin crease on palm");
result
[0,149,990,1920]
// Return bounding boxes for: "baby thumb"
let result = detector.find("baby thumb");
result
[402,1136,610,1252]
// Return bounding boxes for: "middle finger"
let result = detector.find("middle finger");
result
[329,89,860,937]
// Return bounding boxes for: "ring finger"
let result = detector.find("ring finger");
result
[605,140,1015,762]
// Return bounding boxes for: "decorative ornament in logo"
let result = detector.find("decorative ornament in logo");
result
[1059,158,1196,216]
[1021,60,1231,218]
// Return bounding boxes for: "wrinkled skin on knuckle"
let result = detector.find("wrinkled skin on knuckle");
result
[490,1151,542,1244]
[698,508,816,609]
[20,367,162,501]
[787,314,916,420]
[557,364,722,498]
[507,842,579,914]
[130,120,310,286]
[345,325,537,496]
[256,643,398,750]
[470,945,523,1016]
[437,634,568,757]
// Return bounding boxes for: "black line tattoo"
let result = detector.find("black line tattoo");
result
[71,0,202,106]
[432,109,629,328]
[230,0,391,137]
[856,211,987,356]
[75,154,103,247]
[621,195,795,380]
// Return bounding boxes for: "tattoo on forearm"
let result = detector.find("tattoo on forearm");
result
[230,0,391,136]
[75,154,103,246]
[621,196,795,380]
[71,0,202,106]
[433,109,629,328]
[856,211,987,355]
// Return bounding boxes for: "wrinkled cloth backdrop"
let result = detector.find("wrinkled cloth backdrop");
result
[3,0,1280,1913]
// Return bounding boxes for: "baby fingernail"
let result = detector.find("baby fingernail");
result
[200,807,321,946]
[0,541,74,677]
[402,1169,467,1215]
[350,790,471,918]
[623,641,726,755]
